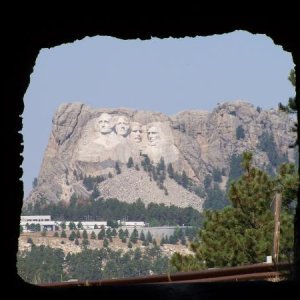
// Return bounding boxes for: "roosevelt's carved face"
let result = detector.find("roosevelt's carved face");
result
[96,113,113,134]
[115,116,130,137]
[130,122,142,143]
[147,126,160,146]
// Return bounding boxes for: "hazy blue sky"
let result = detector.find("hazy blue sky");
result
[22,30,295,197]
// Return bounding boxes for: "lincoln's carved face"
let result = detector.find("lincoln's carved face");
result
[130,122,142,143]
[147,126,160,146]
[115,116,130,137]
[96,113,113,134]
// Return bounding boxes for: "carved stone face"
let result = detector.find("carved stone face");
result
[130,122,142,143]
[147,126,160,146]
[115,116,130,137]
[96,113,113,134]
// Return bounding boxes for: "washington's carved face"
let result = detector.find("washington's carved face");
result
[115,116,130,137]
[147,126,160,146]
[130,122,142,143]
[96,113,113,134]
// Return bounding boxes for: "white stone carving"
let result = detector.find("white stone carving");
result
[95,112,114,134]
[142,122,179,163]
[147,125,160,146]
[130,122,143,143]
[76,113,120,162]
[75,115,179,165]
[115,116,130,137]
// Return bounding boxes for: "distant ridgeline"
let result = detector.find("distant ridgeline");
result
[25,101,297,212]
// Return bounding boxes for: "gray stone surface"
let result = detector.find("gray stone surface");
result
[25,101,296,211]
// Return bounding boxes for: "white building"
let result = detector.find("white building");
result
[117,220,145,227]
[20,215,56,231]
[20,215,146,232]
[21,215,51,222]
[64,221,107,230]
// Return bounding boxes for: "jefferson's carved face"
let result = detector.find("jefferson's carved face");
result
[130,122,142,143]
[147,126,160,146]
[115,116,130,137]
[96,113,113,134]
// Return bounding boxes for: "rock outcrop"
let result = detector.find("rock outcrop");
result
[25,101,296,212]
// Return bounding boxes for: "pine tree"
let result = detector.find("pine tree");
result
[157,157,166,172]
[146,231,153,243]
[279,69,300,272]
[204,175,212,190]
[236,125,245,140]
[130,228,139,244]
[204,184,228,210]
[127,157,134,168]
[82,238,89,247]
[279,69,296,114]
[73,169,78,180]
[171,152,297,271]
[152,169,158,181]
[83,175,94,191]
[106,228,112,238]
[112,228,117,236]
[142,239,149,246]
[180,236,187,246]
[167,163,174,179]
[32,177,38,188]
[257,131,279,167]
[212,168,222,182]
[115,162,121,174]
[164,235,169,244]
[134,248,142,260]
[278,69,297,146]
[118,228,124,240]
[90,231,96,239]
[169,234,178,245]
[227,154,244,185]
[98,228,105,240]
[181,171,189,188]
[69,231,76,241]
[69,222,76,230]
[139,230,145,241]
[164,187,168,196]
[91,187,100,199]
[82,230,88,239]
[103,238,109,248]
[60,230,67,238]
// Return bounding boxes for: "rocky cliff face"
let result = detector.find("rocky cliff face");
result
[25,101,296,212]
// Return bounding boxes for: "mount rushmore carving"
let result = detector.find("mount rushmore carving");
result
[75,112,179,165]
[25,101,296,211]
